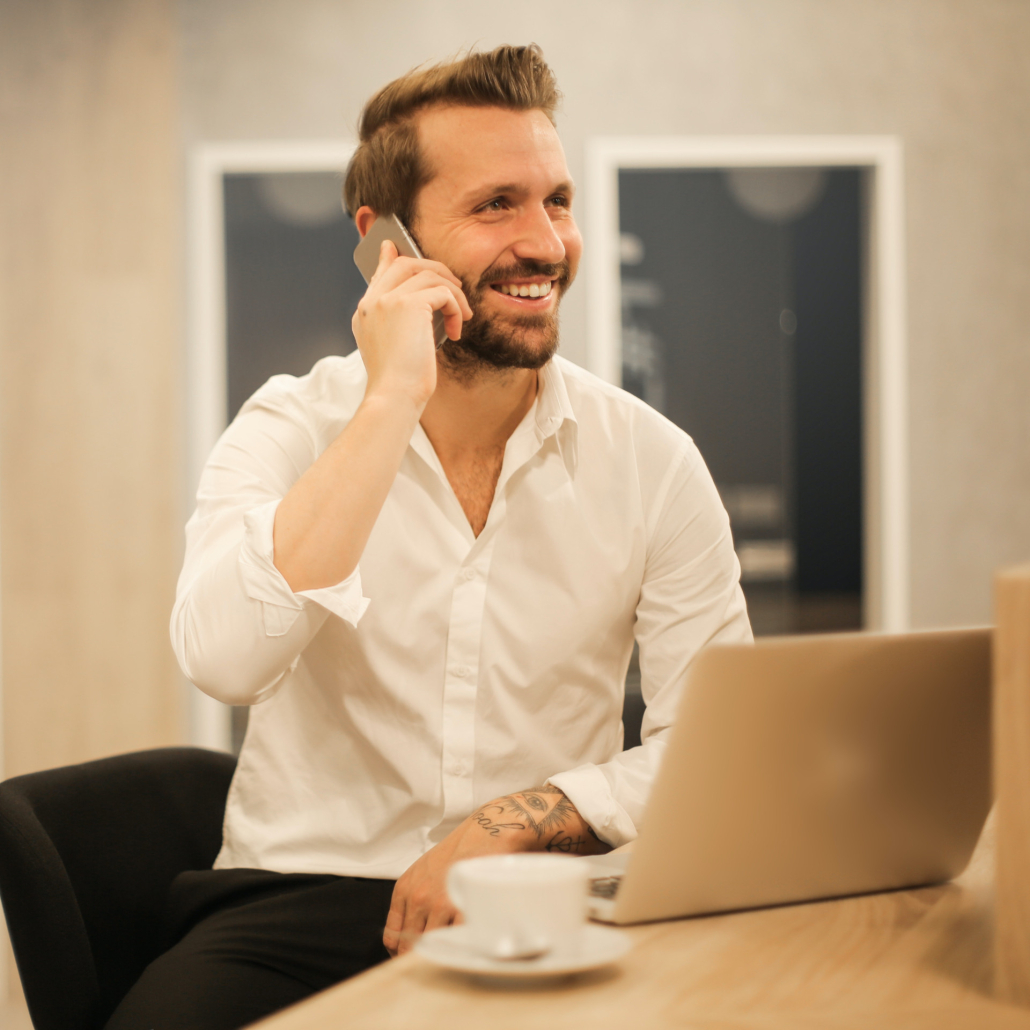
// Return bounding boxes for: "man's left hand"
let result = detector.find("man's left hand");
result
[383,786,609,956]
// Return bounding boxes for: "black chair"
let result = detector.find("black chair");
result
[0,747,237,1030]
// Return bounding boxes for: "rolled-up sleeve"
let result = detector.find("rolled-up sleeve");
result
[171,387,370,706]
[548,445,752,847]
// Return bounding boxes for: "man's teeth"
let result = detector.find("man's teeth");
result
[495,281,553,298]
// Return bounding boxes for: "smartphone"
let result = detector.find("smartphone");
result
[352,213,449,349]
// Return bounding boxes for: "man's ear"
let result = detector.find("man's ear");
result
[355,206,377,239]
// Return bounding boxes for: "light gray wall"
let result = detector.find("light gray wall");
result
[179,0,1030,628]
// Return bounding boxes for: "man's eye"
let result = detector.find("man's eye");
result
[482,198,507,212]
[548,194,570,208]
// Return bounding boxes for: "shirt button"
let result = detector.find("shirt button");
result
[455,665,470,678]
[462,567,476,581]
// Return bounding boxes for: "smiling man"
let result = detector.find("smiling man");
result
[110,45,751,1030]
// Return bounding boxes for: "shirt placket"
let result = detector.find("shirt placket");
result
[433,412,556,828]
[439,528,499,825]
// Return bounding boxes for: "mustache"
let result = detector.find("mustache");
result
[476,259,572,290]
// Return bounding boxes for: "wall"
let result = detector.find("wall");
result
[1,0,183,1000]
[0,0,184,778]
[179,0,1030,628]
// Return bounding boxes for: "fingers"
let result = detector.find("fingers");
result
[371,244,463,294]
[389,270,472,320]
[359,246,471,351]
[416,284,472,340]
[383,883,455,957]
[368,239,398,285]
[356,285,470,357]
[368,250,469,321]
[396,893,431,956]
[424,902,457,933]
[382,887,406,957]
[383,876,429,958]
[442,307,465,342]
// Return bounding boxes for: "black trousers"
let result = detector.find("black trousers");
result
[103,869,396,1030]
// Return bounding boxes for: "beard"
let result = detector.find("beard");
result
[438,258,574,383]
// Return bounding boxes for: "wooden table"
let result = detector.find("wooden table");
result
[254,812,1030,1029]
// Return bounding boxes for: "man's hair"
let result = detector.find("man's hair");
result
[343,44,561,229]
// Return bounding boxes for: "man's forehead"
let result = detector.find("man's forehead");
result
[416,104,571,197]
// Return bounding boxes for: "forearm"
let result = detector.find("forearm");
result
[273,389,422,592]
[467,785,611,856]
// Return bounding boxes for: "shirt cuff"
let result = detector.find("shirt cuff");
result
[238,500,371,637]
[546,763,638,849]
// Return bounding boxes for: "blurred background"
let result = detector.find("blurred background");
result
[2,0,1029,1009]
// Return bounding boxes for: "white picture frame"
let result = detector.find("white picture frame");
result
[186,141,356,751]
[585,136,908,633]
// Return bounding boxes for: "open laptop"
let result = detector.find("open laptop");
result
[588,627,992,924]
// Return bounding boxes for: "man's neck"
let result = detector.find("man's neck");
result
[420,364,540,464]
[419,364,540,537]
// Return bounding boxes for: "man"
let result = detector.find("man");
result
[109,44,750,1030]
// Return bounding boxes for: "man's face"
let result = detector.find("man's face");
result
[410,104,583,376]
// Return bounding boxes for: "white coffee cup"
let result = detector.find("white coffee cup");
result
[446,853,590,960]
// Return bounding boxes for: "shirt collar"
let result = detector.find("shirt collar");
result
[407,358,580,478]
[535,358,579,476]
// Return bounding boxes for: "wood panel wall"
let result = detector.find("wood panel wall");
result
[0,2,184,1006]
[0,0,183,771]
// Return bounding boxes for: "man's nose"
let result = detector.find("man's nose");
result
[511,205,566,266]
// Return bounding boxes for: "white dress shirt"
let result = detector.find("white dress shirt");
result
[171,353,752,878]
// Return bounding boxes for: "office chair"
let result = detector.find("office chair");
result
[0,747,236,1030]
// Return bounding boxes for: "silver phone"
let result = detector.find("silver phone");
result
[352,213,449,349]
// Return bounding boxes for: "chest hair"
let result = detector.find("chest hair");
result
[444,446,505,537]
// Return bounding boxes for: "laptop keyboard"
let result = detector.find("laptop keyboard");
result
[589,875,623,900]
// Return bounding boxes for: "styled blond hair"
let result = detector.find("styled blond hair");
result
[343,44,561,228]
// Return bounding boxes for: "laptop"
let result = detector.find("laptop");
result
[588,627,992,924]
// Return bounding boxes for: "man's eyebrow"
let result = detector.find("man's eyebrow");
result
[462,183,524,205]
[463,180,577,204]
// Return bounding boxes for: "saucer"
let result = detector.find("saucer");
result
[413,924,632,978]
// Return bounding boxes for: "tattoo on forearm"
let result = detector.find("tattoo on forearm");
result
[470,786,598,853]
[473,808,528,837]
[544,832,590,853]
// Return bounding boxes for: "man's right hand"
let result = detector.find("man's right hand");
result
[352,240,472,410]
[272,240,470,593]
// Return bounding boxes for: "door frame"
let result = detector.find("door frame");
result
[585,136,908,632]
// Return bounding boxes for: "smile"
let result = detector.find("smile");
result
[490,280,554,299]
